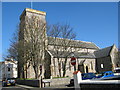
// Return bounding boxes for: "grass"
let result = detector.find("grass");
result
[17,76,69,80]
[52,76,69,79]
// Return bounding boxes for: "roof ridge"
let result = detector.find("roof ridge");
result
[98,45,113,51]
[48,36,95,44]
[47,36,99,49]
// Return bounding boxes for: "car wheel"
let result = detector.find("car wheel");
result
[2,84,4,87]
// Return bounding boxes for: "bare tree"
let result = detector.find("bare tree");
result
[22,15,46,79]
[7,15,46,79]
[7,19,75,78]
[6,26,19,60]
[47,23,76,77]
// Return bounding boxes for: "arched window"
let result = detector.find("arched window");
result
[86,66,88,73]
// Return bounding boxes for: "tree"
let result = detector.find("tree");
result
[7,15,46,79]
[7,26,19,61]
[47,23,76,77]
[20,15,46,79]
[7,18,76,78]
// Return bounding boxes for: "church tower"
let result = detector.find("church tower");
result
[18,8,47,79]
[19,8,46,40]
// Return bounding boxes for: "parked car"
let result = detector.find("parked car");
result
[95,71,114,80]
[69,73,96,86]
[2,78,16,87]
[82,73,96,80]
[114,67,120,76]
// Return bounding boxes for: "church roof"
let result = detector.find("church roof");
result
[94,45,113,58]
[73,52,96,58]
[47,45,117,59]
[47,37,99,49]
[48,50,95,59]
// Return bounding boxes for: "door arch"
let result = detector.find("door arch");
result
[86,66,88,73]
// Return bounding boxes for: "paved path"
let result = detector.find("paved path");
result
[16,84,74,90]
[0,81,74,90]
[0,82,28,90]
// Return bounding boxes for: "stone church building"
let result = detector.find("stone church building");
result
[18,8,119,79]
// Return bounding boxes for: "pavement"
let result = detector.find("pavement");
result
[0,80,74,90]
[3,80,120,90]
[17,84,35,89]
[16,84,75,90]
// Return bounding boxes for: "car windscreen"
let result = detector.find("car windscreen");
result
[114,70,120,73]
[7,78,15,80]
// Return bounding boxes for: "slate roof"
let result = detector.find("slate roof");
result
[48,45,115,59]
[94,45,113,58]
[47,37,99,49]
[48,50,96,59]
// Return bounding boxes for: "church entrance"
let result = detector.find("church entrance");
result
[86,66,88,73]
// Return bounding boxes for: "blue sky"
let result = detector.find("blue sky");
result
[2,2,118,61]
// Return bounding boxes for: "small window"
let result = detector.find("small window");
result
[8,68,10,71]
[101,64,104,68]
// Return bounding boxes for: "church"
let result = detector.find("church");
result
[18,8,119,79]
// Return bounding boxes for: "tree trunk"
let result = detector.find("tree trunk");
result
[63,57,67,77]
[58,62,61,77]
[22,66,25,79]
[33,65,38,79]
[35,70,38,79]
[25,64,27,79]
[33,65,40,79]
[57,58,61,77]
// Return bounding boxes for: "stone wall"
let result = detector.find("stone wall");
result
[83,59,96,73]
[16,77,71,87]
[110,45,119,68]
[50,58,74,78]
[96,56,112,73]
[43,77,71,86]
[16,79,41,87]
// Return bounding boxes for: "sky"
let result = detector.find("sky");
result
[1,2,118,61]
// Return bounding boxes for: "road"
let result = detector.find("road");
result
[0,81,74,90]
[0,81,27,90]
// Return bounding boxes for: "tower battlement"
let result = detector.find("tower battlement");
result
[20,8,46,20]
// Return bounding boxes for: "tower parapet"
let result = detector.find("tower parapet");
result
[20,8,46,20]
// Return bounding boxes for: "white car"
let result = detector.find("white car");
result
[2,78,16,87]
[114,67,120,76]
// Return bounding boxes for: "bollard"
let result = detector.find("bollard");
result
[73,71,82,90]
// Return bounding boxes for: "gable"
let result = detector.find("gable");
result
[94,45,113,58]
